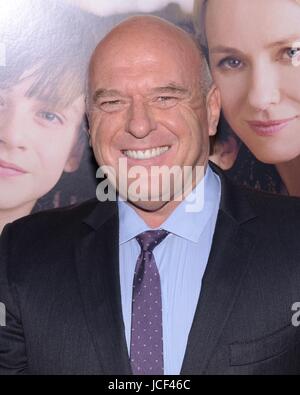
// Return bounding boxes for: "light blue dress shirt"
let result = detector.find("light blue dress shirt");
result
[118,165,221,375]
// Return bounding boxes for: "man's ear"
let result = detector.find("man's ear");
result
[210,135,240,170]
[85,112,93,147]
[206,84,221,137]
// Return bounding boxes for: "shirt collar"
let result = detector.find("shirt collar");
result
[118,165,221,245]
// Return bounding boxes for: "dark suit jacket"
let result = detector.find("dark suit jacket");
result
[1,165,300,375]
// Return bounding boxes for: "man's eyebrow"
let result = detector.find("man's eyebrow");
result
[92,88,122,103]
[92,85,189,102]
[150,84,189,95]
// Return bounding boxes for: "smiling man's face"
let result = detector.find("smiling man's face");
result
[88,17,220,212]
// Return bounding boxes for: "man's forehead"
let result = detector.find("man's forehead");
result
[91,47,199,87]
[89,20,204,98]
[92,43,185,71]
[90,23,201,75]
[90,66,194,96]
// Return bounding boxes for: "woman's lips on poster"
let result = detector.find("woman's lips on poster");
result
[0,159,28,177]
[247,116,297,136]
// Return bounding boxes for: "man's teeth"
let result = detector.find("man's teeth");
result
[124,146,170,160]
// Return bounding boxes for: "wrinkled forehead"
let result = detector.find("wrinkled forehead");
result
[90,33,202,92]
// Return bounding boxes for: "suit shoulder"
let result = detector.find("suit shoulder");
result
[212,162,300,221]
[6,198,99,233]
[234,183,300,231]
[2,198,118,249]
[0,198,114,282]
[243,185,300,212]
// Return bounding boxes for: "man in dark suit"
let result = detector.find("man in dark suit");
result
[1,16,300,375]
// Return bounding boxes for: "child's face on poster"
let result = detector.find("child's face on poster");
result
[0,75,85,212]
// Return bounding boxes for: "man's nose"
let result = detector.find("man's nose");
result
[247,61,280,111]
[126,99,156,138]
[0,108,27,150]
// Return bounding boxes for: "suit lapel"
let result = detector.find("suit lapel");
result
[74,165,258,375]
[75,201,132,375]
[181,166,258,374]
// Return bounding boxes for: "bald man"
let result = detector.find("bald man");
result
[1,16,300,376]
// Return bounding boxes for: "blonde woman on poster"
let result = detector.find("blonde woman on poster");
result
[195,0,300,196]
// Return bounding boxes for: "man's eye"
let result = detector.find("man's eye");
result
[37,111,63,124]
[99,100,124,112]
[158,96,174,101]
[154,96,178,108]
[101,100,121,106]
[217,57,243,70]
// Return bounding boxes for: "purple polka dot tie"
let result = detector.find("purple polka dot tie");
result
[130,229,169,375]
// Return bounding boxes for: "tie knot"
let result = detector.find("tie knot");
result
[136,229,169,252]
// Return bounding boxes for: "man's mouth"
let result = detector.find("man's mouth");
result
[123,146,170,160]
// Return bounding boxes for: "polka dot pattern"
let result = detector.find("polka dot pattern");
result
[130,230,169,375]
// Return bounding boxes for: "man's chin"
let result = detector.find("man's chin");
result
[127,198,171,213]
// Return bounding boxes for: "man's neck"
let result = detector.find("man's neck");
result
[126,166,208,228]
[128,198,183,229]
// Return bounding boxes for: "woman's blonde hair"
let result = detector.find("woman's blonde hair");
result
[193,0,209,53]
